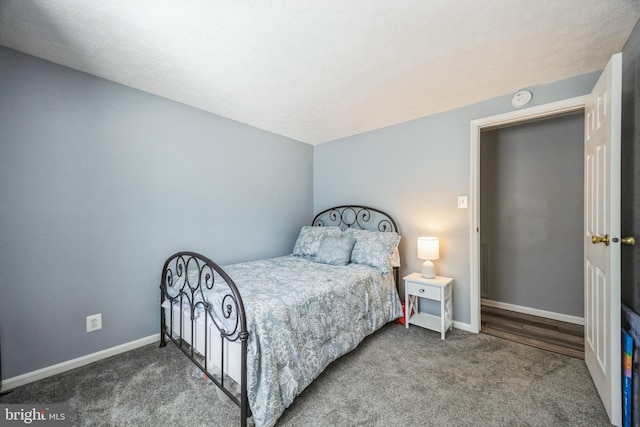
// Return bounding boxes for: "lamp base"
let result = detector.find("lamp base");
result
[421,260,435,279]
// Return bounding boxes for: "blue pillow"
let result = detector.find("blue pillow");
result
[314,235,356,266]
[292,226,343,257]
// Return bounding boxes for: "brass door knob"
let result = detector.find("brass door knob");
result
[591,234,610,246]
[621,236,636,246]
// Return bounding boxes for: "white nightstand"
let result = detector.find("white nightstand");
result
[404,273,453,339]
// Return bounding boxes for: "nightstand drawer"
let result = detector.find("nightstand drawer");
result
[407,281,440,300]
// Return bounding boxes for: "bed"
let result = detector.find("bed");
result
[159,205,403,427]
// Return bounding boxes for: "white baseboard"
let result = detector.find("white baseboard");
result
[1,334,160,392]
[481,299,584,325]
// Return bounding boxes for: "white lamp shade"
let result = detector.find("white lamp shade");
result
[417,237,439,260]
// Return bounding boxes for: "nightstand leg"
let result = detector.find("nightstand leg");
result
[440,294,445,340]
[447,295,453,332]
[405,295,410,329]
[405,293,409,329]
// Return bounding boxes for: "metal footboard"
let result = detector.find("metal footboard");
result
[159,251,250,427]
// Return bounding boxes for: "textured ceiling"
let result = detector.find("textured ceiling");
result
[1,1,639,145]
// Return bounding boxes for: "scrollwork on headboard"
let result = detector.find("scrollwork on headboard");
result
[312,205,398,233]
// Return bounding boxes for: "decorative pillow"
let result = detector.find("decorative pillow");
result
[344,228,401,275]
[314,235,356,266]
[292,226,343,257]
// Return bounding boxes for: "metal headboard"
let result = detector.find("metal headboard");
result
[312,205,398,233]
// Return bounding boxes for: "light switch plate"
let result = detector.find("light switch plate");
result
[457,195,468,209]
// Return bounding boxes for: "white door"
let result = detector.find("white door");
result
[584,53,622,427]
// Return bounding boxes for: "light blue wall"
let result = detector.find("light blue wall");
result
[0,47,313,380]
[0,42,604,381]
[314,71,600,326]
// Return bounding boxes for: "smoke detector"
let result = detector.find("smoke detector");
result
[512,90,533,108]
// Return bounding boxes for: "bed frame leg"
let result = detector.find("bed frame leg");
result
[240,399,248,427]
[159,305,167,348]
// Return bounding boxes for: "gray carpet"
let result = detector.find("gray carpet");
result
[1,323,610,426]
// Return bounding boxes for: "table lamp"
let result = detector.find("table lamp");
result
[417,237,439,278]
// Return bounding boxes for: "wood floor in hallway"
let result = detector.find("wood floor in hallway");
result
[481,305,584,359]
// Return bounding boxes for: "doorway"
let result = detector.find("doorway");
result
[478,112,585,358]
[469,96,589,333]
[471,56,622,426]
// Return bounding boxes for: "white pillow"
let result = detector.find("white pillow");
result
[344,228,401,275]
[391,247,401,267]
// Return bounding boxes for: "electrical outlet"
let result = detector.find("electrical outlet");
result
[86,313,102,333]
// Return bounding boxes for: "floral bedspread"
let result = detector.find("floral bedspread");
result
[210,255,402,427]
